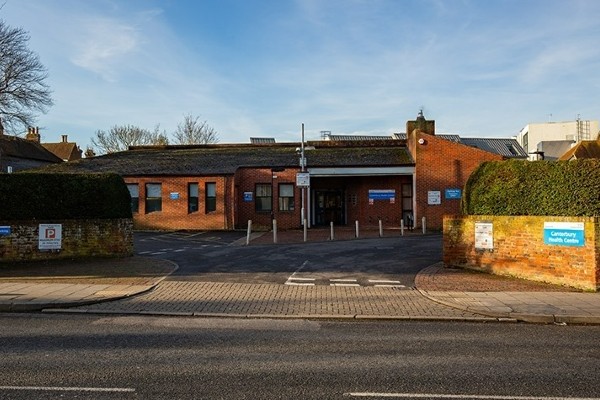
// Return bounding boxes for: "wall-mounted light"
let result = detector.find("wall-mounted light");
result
[418,138,426,145]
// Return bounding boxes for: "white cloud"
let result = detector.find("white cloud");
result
[70,18,140,82]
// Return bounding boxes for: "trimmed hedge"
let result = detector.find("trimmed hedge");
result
[0,173,133,220]
[462,159,600,216]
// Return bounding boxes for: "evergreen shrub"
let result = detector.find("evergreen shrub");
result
[0,173,132,220]
[462,159,600,216]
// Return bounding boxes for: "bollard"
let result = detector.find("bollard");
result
[330,221,334,241]
[246,220,252,245]
[355,220,359,238]
[273,219,278,244]
[303,219,308,242]
[400,219,404,236]
[378,219,383,237]
[422,217,426,234]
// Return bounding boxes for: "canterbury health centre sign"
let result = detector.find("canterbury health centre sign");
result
[543,221,584,247]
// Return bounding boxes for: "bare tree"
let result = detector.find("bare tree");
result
[173,114,218,145]
[0,19,53,135]
[91,124,169,154]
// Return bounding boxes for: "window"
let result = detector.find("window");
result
[255,184,272,212]
[278,183,294,211]
[205,182,216,213]
[188,183,199,213]
[145,183,162,213]
[127,184,139,213]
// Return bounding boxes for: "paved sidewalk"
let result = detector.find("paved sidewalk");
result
[1,232,599,324]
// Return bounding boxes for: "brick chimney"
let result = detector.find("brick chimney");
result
[62,134,68,143]
[26,127,41,142]
[406,110,435,136]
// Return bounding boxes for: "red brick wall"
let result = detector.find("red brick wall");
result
[408,131,503,230]
[235,169,412,230]
[125,176,233,230]
[235,168,301,230]
[0,219,133,262]
[443,215,600,291]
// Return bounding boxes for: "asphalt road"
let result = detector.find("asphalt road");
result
[1,314,599,399]
[134,231,442,287]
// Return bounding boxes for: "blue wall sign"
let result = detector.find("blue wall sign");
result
[368,189,396,200]
[543,222,585,247]
[445,188,462,199]
[170,192,180,200]
[0,226,11,236]
[243,192,253,202]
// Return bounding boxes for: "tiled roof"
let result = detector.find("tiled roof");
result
[41,143,414,176]
[559,140,600,160]
[43,142,82,161]
[394,133,462,143]
[325,134,395,141]
[0,135,63,163]
[459,138,527,158]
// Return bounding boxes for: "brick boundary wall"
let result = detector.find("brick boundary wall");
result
[0,219,133,262]
[443,215,600,291]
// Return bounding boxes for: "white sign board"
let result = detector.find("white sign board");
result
[39,224,62,250]
[427,191,441,205]
[296,172,310,187]
[475,222,493,250]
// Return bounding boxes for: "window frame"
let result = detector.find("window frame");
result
[126,183,139,214]
[255,183,272,212]
[205,182,216,213]
[188,183,199,213]
[145,183,162,214]
[278,183,295,211]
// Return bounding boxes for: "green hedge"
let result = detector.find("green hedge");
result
[462,159,600,216]
[0,173,132,220]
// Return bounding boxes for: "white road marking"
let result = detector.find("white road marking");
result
[137,251,151,255]
[287,277,316,281]
[330,279,358,282]
[374,284,406,288]
[0,386,135,393]
[330,283,361,287]
[285,282,315,286]
[150,252,167,255]
[344,393,600,400]
[174,249,186,252]
[368,280,401,284]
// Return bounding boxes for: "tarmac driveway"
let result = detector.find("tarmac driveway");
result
[134,231,442,289]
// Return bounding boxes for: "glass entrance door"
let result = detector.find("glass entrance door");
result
[315,190,344,226]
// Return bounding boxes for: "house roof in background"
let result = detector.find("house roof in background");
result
[459,137,527,158]
[394,133,463,143]
[559,140,600,160]
[0,135,63,163]
[41,142,414,176]
[42,142,81,161]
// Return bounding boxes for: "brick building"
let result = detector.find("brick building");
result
[44,114,521,231]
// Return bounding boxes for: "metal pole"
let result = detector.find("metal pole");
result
[246,220,252,245]
[422,217,426,234]
[355,220,359,238]
[301,123,305,227]
[273,219,278,243]
[330,221,334,241]
[378,219,383,237]
[303,219,307,242]
[400,219,404,236]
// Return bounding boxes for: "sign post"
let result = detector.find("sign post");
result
[39,224,62,250]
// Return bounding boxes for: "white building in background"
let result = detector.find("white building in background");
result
[515,118,599,160]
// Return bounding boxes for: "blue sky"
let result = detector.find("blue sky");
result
[2,0,599,149]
